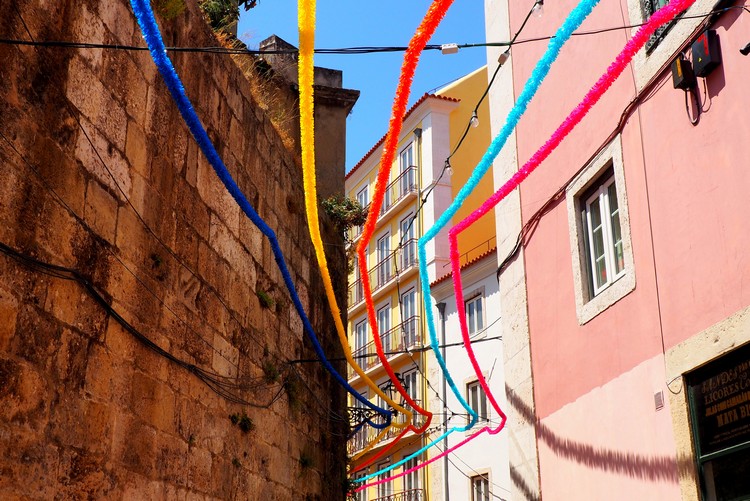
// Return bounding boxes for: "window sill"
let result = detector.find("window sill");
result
[577,271,636,325]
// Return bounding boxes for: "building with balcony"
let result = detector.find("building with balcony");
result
[346,66,510,500]
[483,0,750,499]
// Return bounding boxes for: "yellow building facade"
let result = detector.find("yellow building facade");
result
[345,66,496,501]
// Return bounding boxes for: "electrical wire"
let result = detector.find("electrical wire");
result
[366,0,603,486]
[128,0,393,428]
[289,331,502,365]
[0,5,745,55]
[296,0,412,438]
[0,239,285,407]
[8,5,374,435]
[353,0,460,453]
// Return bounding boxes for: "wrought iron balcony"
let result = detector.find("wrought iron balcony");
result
[347,399,423,455]
[348,239,419,309]
[379,166,418,216]
[349,316,421,376]
[371,488,426,501]
[346,166,418,243]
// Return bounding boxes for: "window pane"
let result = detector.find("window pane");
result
[466,296,483,335]
[590,197,602,228]
[608,183,624,274]
[476,298,484,331]
[705,449,750,501]
[595,255,608,289]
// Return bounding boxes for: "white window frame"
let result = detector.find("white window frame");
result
[356,185,369,208]
[376,232,391,286]
[400,288,418,348]
[377,460,393,498]
[403,368,419,403]
[355,185,369,235]
[377,303,391,354]
[465,292,485,337]
[399,143,415,197]
[471,473,491,501]
[403,455,420,492]
[400,213,417,270]
[566,137,635,325]
[583,175,625,296]
[354,319,368,353]
[467,380,489,423]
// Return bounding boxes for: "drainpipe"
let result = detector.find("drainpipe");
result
[436,302,450,501]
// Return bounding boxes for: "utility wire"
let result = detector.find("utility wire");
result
[0,239,284,407]
[6,5,379,432]
[1,5,745,55]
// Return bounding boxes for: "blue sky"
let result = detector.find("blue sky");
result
[237,1,487,171]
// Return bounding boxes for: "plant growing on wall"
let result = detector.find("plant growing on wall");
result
[229,412,255,433]
[199,0,263,34]
[321,195,368,237]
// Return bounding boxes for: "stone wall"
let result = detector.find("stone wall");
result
[0,0,349,499]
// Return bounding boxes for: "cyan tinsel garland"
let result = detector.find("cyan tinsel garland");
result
[128,0,391,428]
[360,0,694,490]
[352,0,603,484]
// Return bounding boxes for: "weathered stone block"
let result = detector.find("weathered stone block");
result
[196,153,240,237]
[131,371,176,434]
[112,414,157,476]
[126,121,150,179]
[84,179,118,245]
[0,285,18,352]
[74,116,132,201]
[187,446,212,492]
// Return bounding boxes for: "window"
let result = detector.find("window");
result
[401,289,417,348]
[400,214,417,269]
[355,320,368,354]
[399,143,415,196]
[356,185,369,209]
[467,381,489,422]
[403,368,418,403]
[377,233,391,287]
[582,170,625,297]
[471,474,491,501]
[566,137,635,324]
[351,255,364,305]
[465,293,485,336]
[377,461,393,498]
[377,305,391,354]
[403,456,420,493]
[356,186,369,235]
[351,471,367,501]
[642,0,675,52]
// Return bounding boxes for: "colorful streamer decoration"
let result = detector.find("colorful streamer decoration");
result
[416,0,602,423]
[353,0,456,446]
[297,0,410,435]
[129,0,392,427]
[358,0,697,490]
[355,0,604,483]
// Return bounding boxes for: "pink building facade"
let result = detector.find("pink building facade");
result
[483,0,750,499]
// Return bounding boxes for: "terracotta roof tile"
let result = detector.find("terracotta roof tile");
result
[431,247,498,287]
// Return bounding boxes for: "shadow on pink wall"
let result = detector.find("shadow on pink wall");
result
[506,385,694,500]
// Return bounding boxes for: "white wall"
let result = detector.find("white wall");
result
[431,256,511,500]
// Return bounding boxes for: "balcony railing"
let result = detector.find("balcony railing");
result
[350,316,421,375]
[348,239,419,309]
[372,488,426,501]
[380,166,418,216]
[347,167,418,243]
[347,399,424,454]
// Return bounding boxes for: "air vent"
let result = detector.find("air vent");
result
[654,390,665,411]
